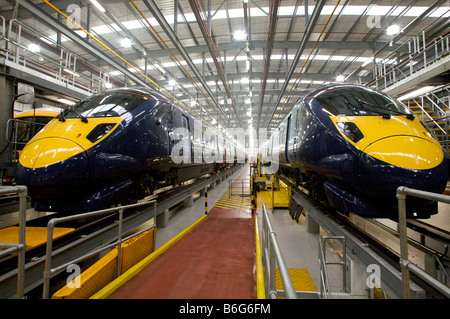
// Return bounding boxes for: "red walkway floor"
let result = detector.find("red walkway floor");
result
[108,168,256,299]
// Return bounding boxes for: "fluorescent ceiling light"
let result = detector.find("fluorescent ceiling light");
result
[168,79,177,86]
[28,43,40,53]
[90,0,105,12]
[362,57,374,67]
[58,98,76,105]
[245,98,251,105]
[104,82,113,89]
[398,86,435,101]
[64,68,79,77]
[233,30,247,41]
[386,24,400,35]
[241,77,249,84]
[336,75,345,82]
[121,37,132,48]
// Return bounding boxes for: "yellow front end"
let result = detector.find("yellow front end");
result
[330,115,444,170]
[19,117,122,169]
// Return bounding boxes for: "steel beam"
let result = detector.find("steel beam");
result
[188,0,242,127]
[258,0,280,131]
[141,0,231,127]
[266,0,325,128]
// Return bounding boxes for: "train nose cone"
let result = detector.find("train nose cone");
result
[16,138,89,191]
[359,136,447,198]
[363,136,444,171]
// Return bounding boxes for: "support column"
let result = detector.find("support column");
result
[156,209,169,228]
[305,212,320,234]
[183,194,194,207]
[0,74,15,169]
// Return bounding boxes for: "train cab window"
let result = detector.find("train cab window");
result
[316,87,412,117]
[63,90,148,119]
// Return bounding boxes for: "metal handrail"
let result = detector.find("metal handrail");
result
[42,200,157,299]
[318,235,347,299]
[0,185,27,299]
[396,187,450,298]
[1,18,124,95]
[261,203,297,299]
[229,178,251,197]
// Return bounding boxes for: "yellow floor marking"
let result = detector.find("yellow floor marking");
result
[0,226,74,250]
[275,268,317,294]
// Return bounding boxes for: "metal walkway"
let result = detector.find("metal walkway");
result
[103,166,256,299]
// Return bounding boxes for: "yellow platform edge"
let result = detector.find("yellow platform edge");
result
[254,215,265,299]
[90,214,208,299]
[0,226,74,250]
[275,268,318,295]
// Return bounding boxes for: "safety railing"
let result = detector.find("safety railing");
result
[0,17,123,96]
[0,185,27,299]
[364,22,450,92]
[318,235,347,299]
[260,203,297,299]
[396,187,450,299]
[42,200,156,299]
[229,178,251,197]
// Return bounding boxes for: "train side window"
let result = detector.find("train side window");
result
[286,115,291,163]
[181,115,191,161]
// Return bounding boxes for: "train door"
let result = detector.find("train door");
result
[181,115,192,163]
[290,105,299,161]
[285,115,291,163]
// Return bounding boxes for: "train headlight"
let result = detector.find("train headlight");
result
[336,122,364,143]
[86,123,116,143]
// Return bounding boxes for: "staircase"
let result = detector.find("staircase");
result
[404,86,450,153]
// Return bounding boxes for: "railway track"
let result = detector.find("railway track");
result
[279,174,450,298]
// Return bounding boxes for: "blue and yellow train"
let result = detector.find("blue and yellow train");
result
[269,84,448,219]
[15,88,236,213]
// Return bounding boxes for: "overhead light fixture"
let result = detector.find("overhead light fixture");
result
[336,75,345,82]
[58,98,76,105]
[190,100,197,107]
[398,86,435,101]
[155,64,165,74]
[89,0,105,13]
[168,79,177,87]
[121,37,132,48]
[233,30,247,41]
[28,43,40,53]
[362,56,374,67]
[241,77,249,84]
[64,68,80,77]
[104,82,113,89]
[245,98,251,105]
[386,25,400,36]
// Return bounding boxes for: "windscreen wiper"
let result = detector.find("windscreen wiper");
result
[71,107,88,123]
[344,100,391,119]
[58,108,66,122]
[356,98,414,120]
